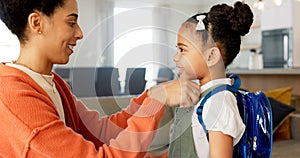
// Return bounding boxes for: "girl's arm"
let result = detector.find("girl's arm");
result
[208,131,233,158]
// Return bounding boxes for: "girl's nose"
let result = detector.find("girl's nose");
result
[173,51,180,62]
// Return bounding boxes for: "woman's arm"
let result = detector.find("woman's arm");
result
[0,90,165,158]
[0,72,166,157]
[77,78,201,145]
[76,90,164,146]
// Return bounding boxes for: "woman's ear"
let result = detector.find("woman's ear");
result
[27,11,43,34]
[206,47,222,67]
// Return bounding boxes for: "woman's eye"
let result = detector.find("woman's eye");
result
[69,22,76,27]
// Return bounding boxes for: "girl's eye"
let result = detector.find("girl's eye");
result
[179,47,184,52]
[177,46,184,53]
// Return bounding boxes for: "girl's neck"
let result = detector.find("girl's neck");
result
[199,66,226,86]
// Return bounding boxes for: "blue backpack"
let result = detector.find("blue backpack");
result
[197,74,273,158]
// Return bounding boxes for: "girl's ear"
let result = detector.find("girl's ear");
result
[27,11,43,34]
[206,47,222,67]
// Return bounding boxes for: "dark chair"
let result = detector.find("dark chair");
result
[95,67,120,96]
[69,67,97,98]
[156,67,174,84]
[54,67,70,79]
[124,68,146,95]
[54,67,72,86]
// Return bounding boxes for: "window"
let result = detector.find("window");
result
[0,21,20,62]
[113,7,155,89]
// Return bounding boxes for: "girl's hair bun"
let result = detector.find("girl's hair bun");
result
[230,1,254,36]
[203,2,254,66]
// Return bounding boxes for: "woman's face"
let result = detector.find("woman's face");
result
[41,0,83,65]
[173,23,209,81]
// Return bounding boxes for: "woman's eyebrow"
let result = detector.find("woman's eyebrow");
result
[67,13,78,19]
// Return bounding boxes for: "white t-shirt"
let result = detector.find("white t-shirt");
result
[191,78,245,158]
[7,63,65,123]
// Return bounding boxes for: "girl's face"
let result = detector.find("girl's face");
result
[173,23,209,81]
[40,0,83,65]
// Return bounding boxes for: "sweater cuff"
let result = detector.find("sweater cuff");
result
[126,90,165,118]
[125,90,149,115]
[133,97,165,118]
[132,90,149,105]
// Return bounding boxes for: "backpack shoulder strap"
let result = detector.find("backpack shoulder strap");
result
[196,85,230,131]
[196,74,241,139]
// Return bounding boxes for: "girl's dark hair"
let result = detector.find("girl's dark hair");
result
[0,0,64,43]
[187,2,253,67]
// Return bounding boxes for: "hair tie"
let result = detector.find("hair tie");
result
[196,15,206,31]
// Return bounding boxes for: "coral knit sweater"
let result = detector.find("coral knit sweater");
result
[0,63,165,158]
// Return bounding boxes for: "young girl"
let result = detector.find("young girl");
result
[169,2,253,158]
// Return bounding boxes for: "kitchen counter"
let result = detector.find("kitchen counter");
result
[228,68,300,75]
[226,68,300,96]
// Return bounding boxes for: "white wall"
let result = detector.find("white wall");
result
[261,0,293,30]
[293,0,300,67]
[111,4,201,85]
[66,1,262,71]
[64,0,114,68]
[62,0,202,70]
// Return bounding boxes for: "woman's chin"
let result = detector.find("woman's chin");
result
[55,58,69,65]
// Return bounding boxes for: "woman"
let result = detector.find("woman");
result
[0,0,200,157]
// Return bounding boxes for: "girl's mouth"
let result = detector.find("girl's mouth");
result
[177,67,184,74]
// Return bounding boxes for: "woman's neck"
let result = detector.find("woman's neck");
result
[15,48,53,75]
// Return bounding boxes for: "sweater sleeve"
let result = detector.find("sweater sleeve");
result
[28,92,165,157]
[76,90,161,144]
[0,68,165,158]
[28,100,163,158]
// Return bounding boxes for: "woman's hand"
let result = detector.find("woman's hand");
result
[147,79,200,107]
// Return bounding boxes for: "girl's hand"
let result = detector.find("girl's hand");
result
[148,79,200,107]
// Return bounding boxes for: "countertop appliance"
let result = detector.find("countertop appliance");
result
[262,28,293,68]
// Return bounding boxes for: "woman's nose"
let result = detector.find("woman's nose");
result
[75,25,83,40]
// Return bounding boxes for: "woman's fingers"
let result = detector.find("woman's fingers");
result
[148,79,200,107]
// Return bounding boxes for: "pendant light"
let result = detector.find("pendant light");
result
[253,0,264,10]
[274,0,282,6]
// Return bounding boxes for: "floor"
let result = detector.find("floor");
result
[272,139,300,158]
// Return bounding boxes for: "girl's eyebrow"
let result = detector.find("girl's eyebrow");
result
[177,43,188,47]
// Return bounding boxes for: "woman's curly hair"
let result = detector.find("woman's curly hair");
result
[0,0,64,43]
